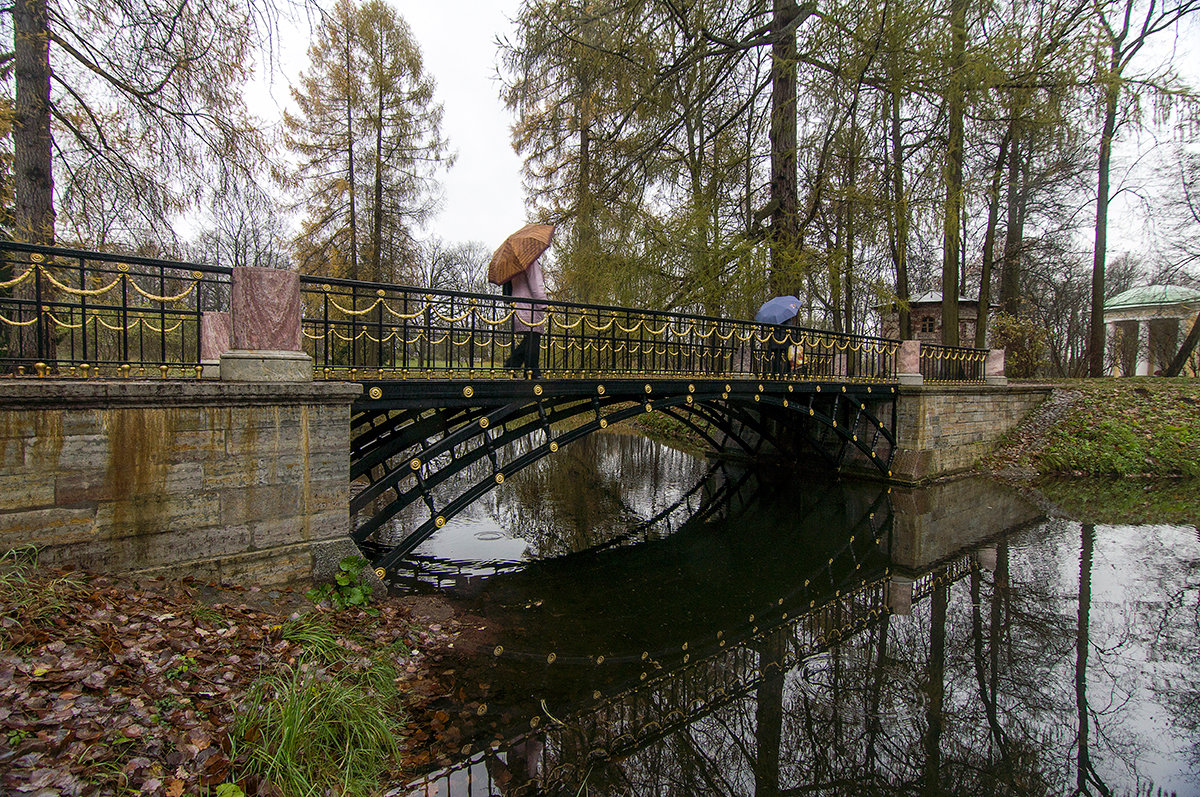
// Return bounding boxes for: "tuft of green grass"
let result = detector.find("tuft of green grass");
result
[188,604,228,626]
[0,547,85,647]
[280,614,345,665]
[231,659,401,797]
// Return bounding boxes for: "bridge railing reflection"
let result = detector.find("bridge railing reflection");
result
[300,275,901,382]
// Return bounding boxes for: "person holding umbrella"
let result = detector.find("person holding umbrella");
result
[489,224,554,378]
[755,295,802,377]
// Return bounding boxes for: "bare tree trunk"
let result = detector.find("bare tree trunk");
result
[13,0,54,244]
[999,132,1024,315]
[830,212,843,334]
[941,0,967,347]
[976,135,1010,348]
[1164,313,1200,376]
[768,0,800,296]
[889,79,911,339]
[12,0,54,366]
[1089,81,1119,377]
[343,26,358,283]
[844,134,858,338]
[372,82,384,283]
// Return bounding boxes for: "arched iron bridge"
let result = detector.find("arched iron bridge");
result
[311,277,932,569]
[0,242,992,569]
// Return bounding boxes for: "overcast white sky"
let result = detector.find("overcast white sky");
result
[253,1,528,254]
[399,2,528,250]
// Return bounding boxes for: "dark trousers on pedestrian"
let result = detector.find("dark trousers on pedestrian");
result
[767,342,789,376]
[506,332,541,378]
[502,280,541,377]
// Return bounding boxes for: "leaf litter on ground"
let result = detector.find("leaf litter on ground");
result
[0,563,471,796]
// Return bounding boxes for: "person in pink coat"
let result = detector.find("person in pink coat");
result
[502,254,547,378]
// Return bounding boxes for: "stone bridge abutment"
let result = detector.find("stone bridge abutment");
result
[0,380,361,584]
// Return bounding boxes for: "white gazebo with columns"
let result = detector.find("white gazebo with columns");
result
[1104,285,1200,376]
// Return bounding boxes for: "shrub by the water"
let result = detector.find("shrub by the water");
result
[989,313,1047,378]
[305,555,375,612]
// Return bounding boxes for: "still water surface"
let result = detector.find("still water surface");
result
[389,432,1200,796]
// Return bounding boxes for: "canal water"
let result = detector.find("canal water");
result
[385,431,1200,797]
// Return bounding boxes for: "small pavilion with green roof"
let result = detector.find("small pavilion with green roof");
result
[1104,284,1200,376]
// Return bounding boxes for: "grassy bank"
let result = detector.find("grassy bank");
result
[983,377,1200,480]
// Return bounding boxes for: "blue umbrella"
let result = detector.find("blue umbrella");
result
[755,295,801,325]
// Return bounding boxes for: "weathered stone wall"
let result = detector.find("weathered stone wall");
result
[0,381,361,584]
[887,384,1051,483]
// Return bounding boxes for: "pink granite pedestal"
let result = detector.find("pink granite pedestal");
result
[897,339,923,385]
[220,267,313,382]
[985,348,1007,385]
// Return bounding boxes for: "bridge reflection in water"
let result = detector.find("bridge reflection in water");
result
[393,459,1200,797]
[396,449,1050,796]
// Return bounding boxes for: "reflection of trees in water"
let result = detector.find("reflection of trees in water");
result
[494,433,710,557]
[505,520,1200,796]
[1153,545,1200,774]
[373,432,713,557]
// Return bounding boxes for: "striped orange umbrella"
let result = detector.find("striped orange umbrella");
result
[488,224,555,285]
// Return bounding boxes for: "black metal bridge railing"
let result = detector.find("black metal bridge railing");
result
[0,242,991,385]
[301,273,899,383]
[0,241,230,376]
[919,342,987,383]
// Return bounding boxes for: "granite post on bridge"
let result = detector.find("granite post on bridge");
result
[986,348,1007,385]
[898,339,923,386]
[219,267,313,382]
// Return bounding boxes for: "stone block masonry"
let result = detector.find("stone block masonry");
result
[0,380,362,585]
[886,384,1052,483]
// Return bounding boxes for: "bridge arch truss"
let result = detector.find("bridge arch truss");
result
[351,377,897,571]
